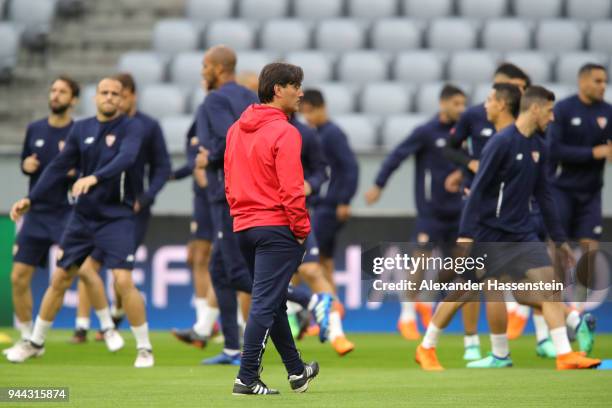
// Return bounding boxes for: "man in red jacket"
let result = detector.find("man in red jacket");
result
[225,62,319,396]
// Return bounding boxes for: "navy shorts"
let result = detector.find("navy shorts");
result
[58,211,136,270]
[191,193,213,241]
[14,209,71,267]
[301,231,320,264]
[313,205,344,258]
[90,209,150,263]
[413,215,459,252]
[552,187,602,240]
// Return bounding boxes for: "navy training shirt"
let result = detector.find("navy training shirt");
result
[290,117,328,207]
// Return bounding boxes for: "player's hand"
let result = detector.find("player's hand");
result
[337,204,351,222]
[557,242,576,270]
[444,169,463,193]
[304,181,312,196]
[193,168,208,188]
[72,175,98,197]
[297,237,306,245]
[364,186,382,205]
[592,144,612,160]
[22,154,40,174]
[133,200,141,213]
[457,237,474,243]
[10,198,31,221]
[467,160,479,174]
[67,168,77,178]
[195,146,209,169]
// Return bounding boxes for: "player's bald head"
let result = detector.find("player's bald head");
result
[205,45,237,74]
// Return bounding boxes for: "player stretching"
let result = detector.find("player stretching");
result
[3,76,80,356]
[7,78,154,368]
[365,84,466,340]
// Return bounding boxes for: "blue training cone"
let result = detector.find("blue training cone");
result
[597,360,612,370]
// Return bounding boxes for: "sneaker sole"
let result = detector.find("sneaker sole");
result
[171,332,206,349]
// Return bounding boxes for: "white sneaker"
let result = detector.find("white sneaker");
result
[2,339,25,356]
[104,329,125,352]
[6,341,44,363]
[134,348,154,368]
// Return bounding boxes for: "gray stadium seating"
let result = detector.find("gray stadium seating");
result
[309,82,357,115]
[169,52,204,90]
[482,19,532,51]
[514,0,562,19]
[117,52,166,88]
[0,22,19,77]
[8,0,56,32]
[337,51,389,83]
[206,20,256,50]
[348,0,399,19]
[393,51,446,82]
[503,51,553,83]
[238,0,288,20]
[160,115,193,154]
[77,83,97,117]
[284,51,335,83]
[567,0,612,20]
[471,83,493,104]
[588,22,612,53]
[555,52,609,83]
[370,18,422,51]
[416,82,471,113]
[236,51,280,75]
[427,19,479,51]
[360,82,414,115]
[260,19,311,51]
[458,0,508,19]
[333,114,380,150]
[402,0,453,18]
[294,0,343,19]
[382,114,431,148]
[139,84,187,119]
[535,20,585,52]
[449,51,498,83]
[152,19,199,56]
[315,19,366,51]
[542,83,575,101]
[185,0,234,22]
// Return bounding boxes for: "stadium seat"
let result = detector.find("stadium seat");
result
[555,52,609,83]
[588,22,612,54]
[370,18,422,51]
[449,51,498,84]
[513,0,562,18]
[348,0,399,18]
[427,19,478,51]
[542,83,574,101]
[393,51,446,82]
[458,0,508,18]
[482,19,532,51]
[236,51,280,75]
[294,0,343,19]
[471,83,493,104]
[416,82,471,114]
[205,20,256,50]
[0,23,19,78]
[77,83,97,117]
[285,51,335,83]
[308,82,357,115]
[360,82,414,115]
[503,51,553,83]
[535,20,585,52]
[338,51,389,83]
[567,0,612,20]
[185,0,234,22]
[160,115,193,154]
[260,19,311,51]
[169,52,204,90]
[8,0,56,32]
[139,85,187,120]
[189,87,208,113]
[402,0,453,18]
[333,114,380,151]
[315,19,366,51]
[117,52,166,88]
[382,114,431,148]
[238,0,288,20]
[0,0,7,18]
[152,19,199,56]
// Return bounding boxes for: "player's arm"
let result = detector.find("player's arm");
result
[458,135,508,239]
[20,124,39,175]
[303,129,328,196]
[533,149,568,243]
[93,120,144,181]
[205,93,236,170]
[139,122,171,207]
[547,105,600,163]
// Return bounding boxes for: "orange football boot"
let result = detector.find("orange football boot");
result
[415,345,444,371]
[398,320,420,340]
[556,352,601,370]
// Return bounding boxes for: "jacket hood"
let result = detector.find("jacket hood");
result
[238,104,288,133]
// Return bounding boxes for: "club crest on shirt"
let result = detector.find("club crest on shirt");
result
[105,134,116,147]
[35,139,45,147]
[58,140,65,151]
[531,151,540,163]
[597,116,607,129]
[190,136,199,146]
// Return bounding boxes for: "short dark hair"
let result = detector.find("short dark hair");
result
[495,63,532,87]
[113,72,137,93]
[302,89,325,108]
[578,63,607,77]
[492,83,522,118]
[520,85,555,112]
[439,84,465,100]
[258,62,304,104]
[54,75,80,98]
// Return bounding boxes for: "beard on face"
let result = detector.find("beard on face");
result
[49,101,70,115]
[100,106,117,118]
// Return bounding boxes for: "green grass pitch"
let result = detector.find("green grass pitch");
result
[1,329,611,407]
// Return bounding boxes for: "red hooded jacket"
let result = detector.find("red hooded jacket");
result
[224,104,311,238]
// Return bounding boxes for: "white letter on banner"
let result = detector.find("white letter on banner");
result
[152,245,190,308]
[333,245,362,309]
